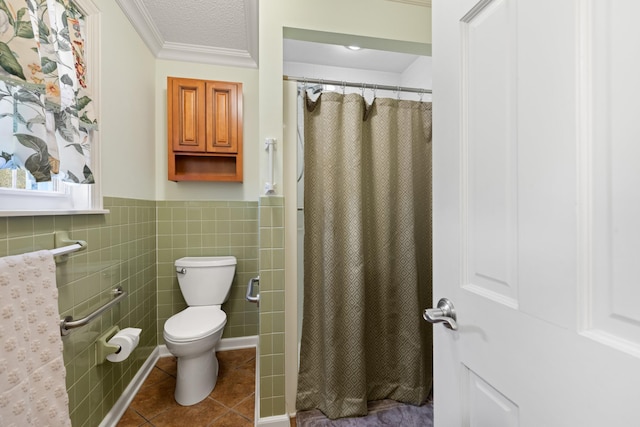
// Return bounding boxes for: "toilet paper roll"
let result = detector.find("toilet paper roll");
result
[106,328,142,363]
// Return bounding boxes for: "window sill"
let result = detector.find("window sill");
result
[0,184,103,214]
[0,209,110,217]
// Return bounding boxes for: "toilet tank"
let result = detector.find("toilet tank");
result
[175,256,237,306]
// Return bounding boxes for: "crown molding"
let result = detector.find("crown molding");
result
[244,0,259,66]
[115,0,258,68]
[158,42,258,68]
[115,0,163,55]
[386,0,432,7]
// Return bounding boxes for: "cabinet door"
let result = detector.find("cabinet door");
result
[206,81,241,153]
[169,78,206,153]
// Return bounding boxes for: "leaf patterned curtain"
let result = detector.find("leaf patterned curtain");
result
[0,0,96,184]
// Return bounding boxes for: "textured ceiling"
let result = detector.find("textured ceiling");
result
[116,0,258,67]
[116,0,428,72]
[140,0,248,50]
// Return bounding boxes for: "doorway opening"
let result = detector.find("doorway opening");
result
[283,29,434,423]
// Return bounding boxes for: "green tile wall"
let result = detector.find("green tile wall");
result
[0,197,157,427]
[258,196,286,417]
[0,197,260,426]
[156,200,259,343]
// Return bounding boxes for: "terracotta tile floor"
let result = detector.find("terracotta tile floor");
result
[117,348,257,427]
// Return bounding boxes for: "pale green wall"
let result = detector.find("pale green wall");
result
[258,0,432,418]
[154,60,260,202]
[259,0,432,191]
[96,0,156,200]
[99,0,262,203]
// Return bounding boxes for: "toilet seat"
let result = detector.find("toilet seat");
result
[164,306,226,343]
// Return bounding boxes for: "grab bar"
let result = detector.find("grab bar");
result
[246,276,260,305]
[60,287,127,336]
[264,138,276,195]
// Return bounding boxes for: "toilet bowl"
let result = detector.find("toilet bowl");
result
[163,256,236,406]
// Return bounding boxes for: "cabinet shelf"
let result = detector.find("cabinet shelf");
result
[173,156,240,182]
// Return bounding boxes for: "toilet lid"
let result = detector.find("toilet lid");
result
[164,306,226,342]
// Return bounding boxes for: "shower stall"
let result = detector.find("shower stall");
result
[287,54,434,356]
[293,77,432,349]
[300,89,432,418]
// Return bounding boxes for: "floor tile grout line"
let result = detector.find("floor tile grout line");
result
[203,406,243,427]
[132,408,151,425]
[230,407,254,422]
[119,349,256,427]
[207,394,255,415]
[138,406,173,426]
[153,365,177,377]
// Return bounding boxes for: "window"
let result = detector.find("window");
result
[0,0,103,215]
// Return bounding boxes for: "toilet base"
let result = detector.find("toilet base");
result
[175,349,219,406]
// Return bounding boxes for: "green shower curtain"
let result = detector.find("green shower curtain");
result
[296,92,433,419]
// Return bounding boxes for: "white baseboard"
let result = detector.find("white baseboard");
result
[217,335,258,351]
[98,347,159,427]
[157,335,259,358]
[255,345,261,422]
[158,344,172,357]
[256,414,291,426]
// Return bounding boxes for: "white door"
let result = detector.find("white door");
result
[431,0,640,425]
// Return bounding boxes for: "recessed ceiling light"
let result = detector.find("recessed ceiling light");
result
[345,45,362,51]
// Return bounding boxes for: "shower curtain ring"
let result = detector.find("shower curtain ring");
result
[342,81,346,95]
[397,86,401,100]
[373,84,378,99]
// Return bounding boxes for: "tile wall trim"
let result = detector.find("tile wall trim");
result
[256,415,291,426]
[258,196,286,417]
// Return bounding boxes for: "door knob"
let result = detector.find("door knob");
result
[423,298,457,330]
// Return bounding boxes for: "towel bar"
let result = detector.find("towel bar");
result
[60,287,127,336]
[50,242,85,257]
[50,231,88,259]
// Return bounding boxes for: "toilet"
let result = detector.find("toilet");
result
[163,256,237,406]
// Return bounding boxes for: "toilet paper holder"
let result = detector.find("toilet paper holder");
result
[97,325,121,364]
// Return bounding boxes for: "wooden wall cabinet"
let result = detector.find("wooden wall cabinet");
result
[168,77,243,181]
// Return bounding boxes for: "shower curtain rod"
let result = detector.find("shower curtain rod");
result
[283,75,432,95]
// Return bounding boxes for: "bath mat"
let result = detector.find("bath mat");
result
[296,399,434,427]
